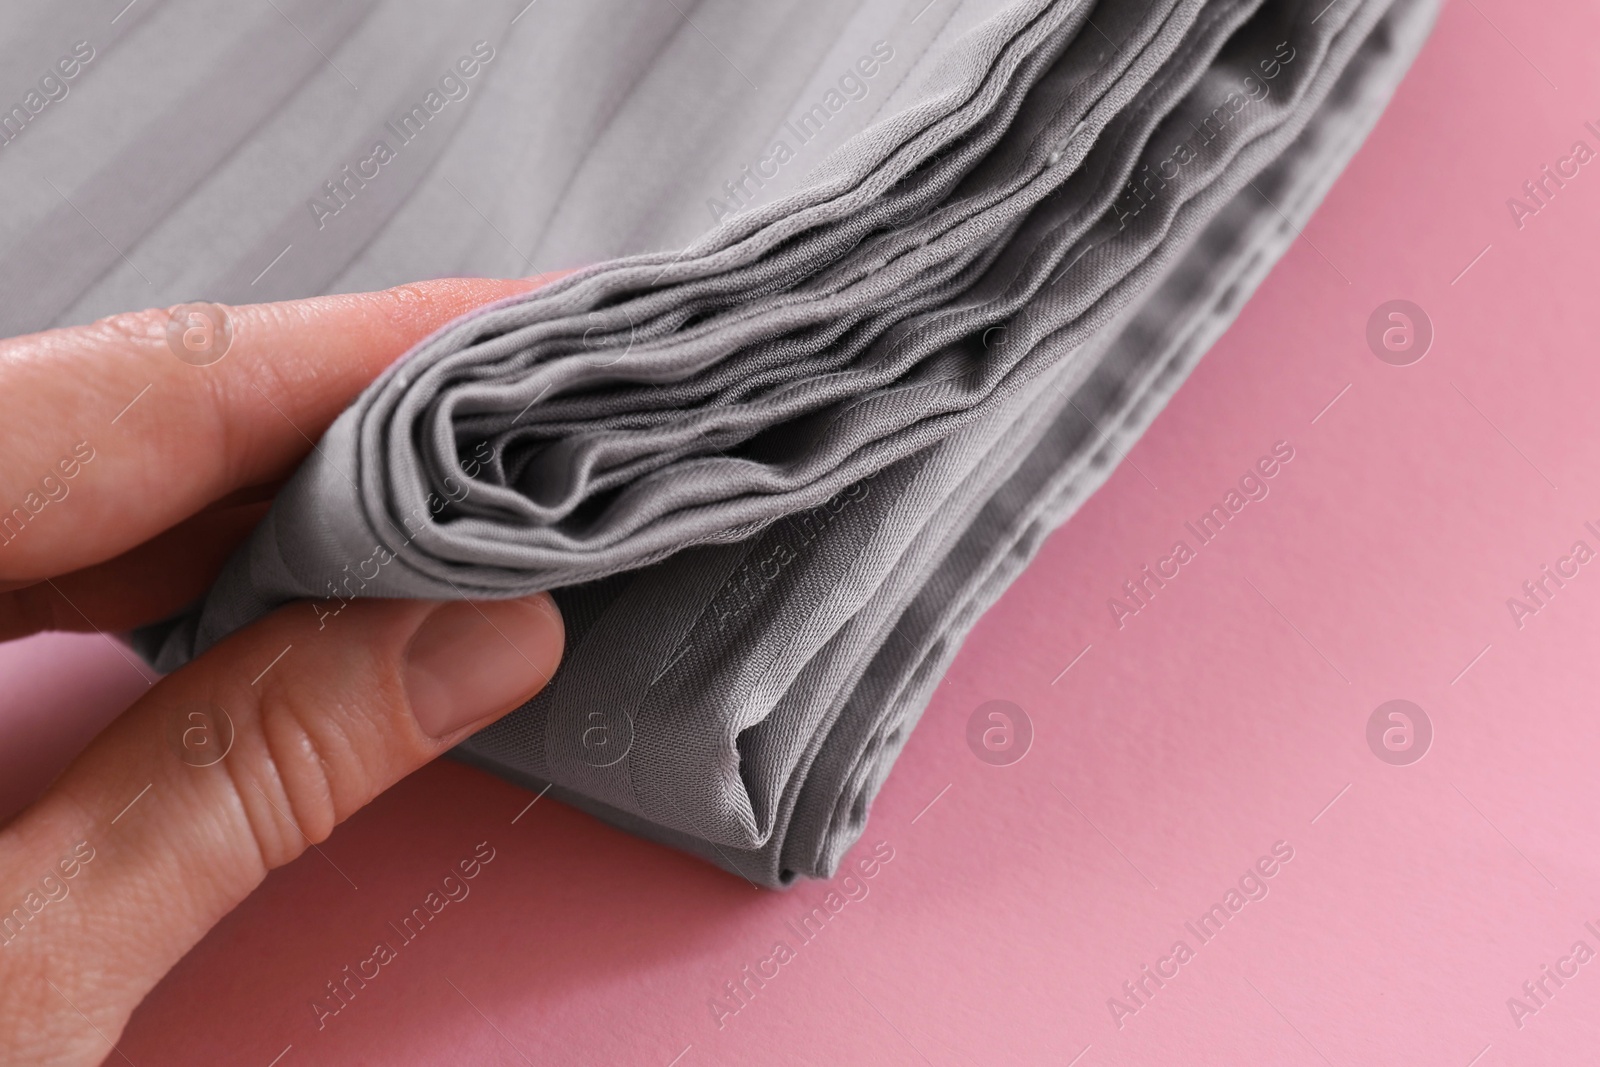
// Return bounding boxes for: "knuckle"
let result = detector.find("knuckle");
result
[219,639,412,871]
[221,708,329,871]
[372,281,444,337]
[81,306,170,351]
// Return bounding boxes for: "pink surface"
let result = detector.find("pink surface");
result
[7,1,1600,1061]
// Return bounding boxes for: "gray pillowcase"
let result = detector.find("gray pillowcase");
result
[103,0,1435,884]
[458,0,1439,884]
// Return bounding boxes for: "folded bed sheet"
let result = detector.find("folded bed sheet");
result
[94,0,1434,885]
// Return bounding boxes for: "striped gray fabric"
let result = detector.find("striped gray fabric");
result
[6,0,1435,885]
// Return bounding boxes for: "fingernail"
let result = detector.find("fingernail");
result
[403,594,564,738]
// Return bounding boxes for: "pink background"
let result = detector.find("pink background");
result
[7,0,1600,1061]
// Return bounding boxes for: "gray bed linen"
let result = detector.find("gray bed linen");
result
[44,0,1436,883]
[3,0,1033,330]
[457,0,1439,884]
[142,0,1392,658]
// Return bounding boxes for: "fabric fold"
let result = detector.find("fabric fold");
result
[125,0,1438,885]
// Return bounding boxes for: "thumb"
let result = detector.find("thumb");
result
[0,591,562,1066]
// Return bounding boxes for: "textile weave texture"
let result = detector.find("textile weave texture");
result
[95,0,1439,885]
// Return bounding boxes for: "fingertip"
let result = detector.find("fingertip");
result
[402,593,565,740]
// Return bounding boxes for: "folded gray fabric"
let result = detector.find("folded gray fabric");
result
[6,0,1434,884]
[457,0,1439,884]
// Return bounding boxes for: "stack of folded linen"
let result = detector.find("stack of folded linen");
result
[128,0,1437,885]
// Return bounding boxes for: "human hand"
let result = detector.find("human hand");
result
[0,280,567,1066]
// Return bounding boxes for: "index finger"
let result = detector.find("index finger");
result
[0,277,551,584]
